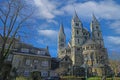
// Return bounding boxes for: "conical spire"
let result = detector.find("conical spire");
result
[59,23,65,36]
[72,10,80,22]
[92,14,99,23]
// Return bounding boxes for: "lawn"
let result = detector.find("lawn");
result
[62,76,120,80]
[88,77,120,80]
[16,76,28,80]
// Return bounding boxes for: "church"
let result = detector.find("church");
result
[57,11,110,76]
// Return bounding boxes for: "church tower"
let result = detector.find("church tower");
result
[58,24,66,58]
[71,11,83,66]
[90,14,104,47]
[71,11,84,47]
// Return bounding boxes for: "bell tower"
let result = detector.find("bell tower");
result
[71,11,84,47]
[71,11,83,66]
[90,14,104,47]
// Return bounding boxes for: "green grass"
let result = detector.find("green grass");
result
[88,77,101,80]
[62,76,120,80]
[16,76,28,80]
[88,77,120,80]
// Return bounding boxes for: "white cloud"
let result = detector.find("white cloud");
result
[104,36,120,53]
[106,36,120,45]
[62,0,120,20]
[37,29,58,54]
[38,23,50,29]
[47,19,58,25]
[27,0,120,21]
[38,29,58,38]
[37,29,58,48]
[29,0,63,19]
[109,20,120,34]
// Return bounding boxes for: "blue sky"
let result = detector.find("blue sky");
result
[23,0,120,58]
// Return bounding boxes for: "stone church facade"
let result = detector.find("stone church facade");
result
[58,12,109,76]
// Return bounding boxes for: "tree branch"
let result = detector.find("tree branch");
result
[4,11,33,59]
[3,1,12,38]
[0,16,4,24]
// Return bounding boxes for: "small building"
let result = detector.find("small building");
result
[11,42,51,77]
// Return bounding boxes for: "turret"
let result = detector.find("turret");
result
[90,14,104,47]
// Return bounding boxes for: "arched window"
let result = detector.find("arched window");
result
[77,30,79,34]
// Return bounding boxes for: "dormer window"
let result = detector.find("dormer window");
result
[37,50,45,55]
[21,48,29,53]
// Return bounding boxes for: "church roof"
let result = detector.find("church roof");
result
[83,39,96,46]
[60,55,72,62]
[83,27,89,33]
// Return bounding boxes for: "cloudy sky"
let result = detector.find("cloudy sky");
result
[24,0,120,57]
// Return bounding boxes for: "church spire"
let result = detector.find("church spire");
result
[59,23,65,36]
[72,10,80,22]
[92,14,99,23]
[58,23,66,58]
[90,14,104,47]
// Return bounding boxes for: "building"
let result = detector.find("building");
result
[1,38,51,77]
[58,12,110,76]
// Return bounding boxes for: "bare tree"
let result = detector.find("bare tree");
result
[109,52,120,76]
[0,0,33,75]
[55,67,67,76]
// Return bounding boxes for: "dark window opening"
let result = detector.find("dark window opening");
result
[61,38,64,42]
[65,58,68,61]
[82,48,85,50]
[91,53,94,60]
[75,23,79,26]
[34,65,37,69]
[86,47,89,49]
[98,33,100,37]
[60,44,64,47]
[77,30,79,34]
[77,48,80,51]
[85,37,87,40]
[96,26,99,29]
